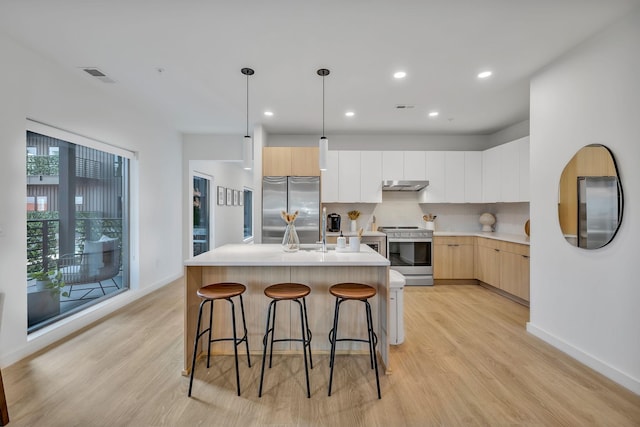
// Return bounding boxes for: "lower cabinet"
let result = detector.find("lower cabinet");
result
[433,236,475,279]
[475,237,530,302]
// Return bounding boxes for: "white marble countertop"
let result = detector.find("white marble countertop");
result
[184,243,390,267]
[434,231,530,245]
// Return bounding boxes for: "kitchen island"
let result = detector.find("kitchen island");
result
[183,244,391,374]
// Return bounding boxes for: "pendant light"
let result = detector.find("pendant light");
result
[317,68,330,171]
[241,67,254,170]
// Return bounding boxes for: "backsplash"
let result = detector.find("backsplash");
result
[323,193,529,236]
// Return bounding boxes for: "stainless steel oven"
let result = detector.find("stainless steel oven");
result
[379,227,433,286]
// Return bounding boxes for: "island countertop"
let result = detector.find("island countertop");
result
[184,243,390,267]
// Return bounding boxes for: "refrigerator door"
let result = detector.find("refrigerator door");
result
[262,177,288,243]
[578,176,619,249]
[288,177,320,244]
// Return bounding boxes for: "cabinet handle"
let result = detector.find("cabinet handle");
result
[494,249,500,252]
[448,244,459,247]
[522,255,529,259]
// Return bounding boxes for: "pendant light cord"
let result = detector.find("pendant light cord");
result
[246,73,249,136]
[322,75,325,137]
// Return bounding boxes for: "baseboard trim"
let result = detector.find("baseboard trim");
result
[526,322,640,395]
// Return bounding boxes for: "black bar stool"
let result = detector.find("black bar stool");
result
[328,282,381,399]
[188,282,251,397]
[259,283,313,398]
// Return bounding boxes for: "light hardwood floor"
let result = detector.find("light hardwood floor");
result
[4,280,640,426]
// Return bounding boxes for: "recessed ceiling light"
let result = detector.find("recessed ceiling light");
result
[393,71,407,79]
[345,111,355,117]
[477,71,493,79]
[264,111,274,116]
[428,111,439,117]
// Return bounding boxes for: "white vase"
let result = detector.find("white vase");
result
[350,220,357,232]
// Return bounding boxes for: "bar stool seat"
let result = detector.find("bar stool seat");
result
[328,282,381,399]
[188,282,251,397]
[259,283,313,398]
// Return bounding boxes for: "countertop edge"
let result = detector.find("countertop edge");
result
[434,231,530,245]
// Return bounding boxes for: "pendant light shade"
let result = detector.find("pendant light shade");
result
[317,68,330,171]
[241,67,254,170]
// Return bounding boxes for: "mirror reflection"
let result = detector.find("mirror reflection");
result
[558,144,623,249]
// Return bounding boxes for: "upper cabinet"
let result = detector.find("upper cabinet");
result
[420,151,482,203]
[382,151,404,180]
[263,147,320,176]
[403,151,426,180]
[321,151,382,203]
[381,151,426,180]
[482,136,529,202]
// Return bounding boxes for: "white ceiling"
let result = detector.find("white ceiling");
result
[1,0,639,137]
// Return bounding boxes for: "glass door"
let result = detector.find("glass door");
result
[193,176,210,256]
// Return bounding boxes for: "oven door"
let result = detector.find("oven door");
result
[387,237,433,277]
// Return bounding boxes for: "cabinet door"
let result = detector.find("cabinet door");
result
[500,251,530,301]
[403,151,426,180]
[382,151,404,180]
[476,244,500,286]
[433,243,449,279]
[360,151,382,202]
[464,151,483,203]
[482,147,501,202]
[321,151,340,202]
[421,151,446,202]
[518,137,530,202]
[263,147,292,176]
[451,244,475,279]
[338,151,361,202]
[445,152,465,203]
[500,141,520,202]
[291,147,320,176]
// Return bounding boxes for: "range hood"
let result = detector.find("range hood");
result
[382,180,429,191]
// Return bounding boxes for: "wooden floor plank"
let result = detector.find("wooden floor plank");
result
[2,281,639,426]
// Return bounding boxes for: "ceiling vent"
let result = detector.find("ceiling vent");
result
[82,67,115,83]
[395,104,415,109]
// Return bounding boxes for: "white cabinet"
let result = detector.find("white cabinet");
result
[482,146,501,203]
[360,151,383,202]
[518,137,530,202]
[338,151,361,202]
[421,151,445,202]
[382,151,426,180]
[403,151,426,180]
[322,150,382,203]
[382,151,404,180]
[444,152,465,203]
[482,137,530,203]
[464,151,483,202]
[500,141,520,201]
[321,151,340,202]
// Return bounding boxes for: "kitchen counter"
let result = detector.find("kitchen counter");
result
[183,244,391,375]
[185,243,389,266]
[434,231,530,245]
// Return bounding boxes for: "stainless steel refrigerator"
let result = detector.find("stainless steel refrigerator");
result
[577,176,620,249]
[262,176,320,244]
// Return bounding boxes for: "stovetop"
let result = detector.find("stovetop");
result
[378,226,433,238]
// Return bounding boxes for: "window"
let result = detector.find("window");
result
[243,188,253,240]
[26,124,131,333]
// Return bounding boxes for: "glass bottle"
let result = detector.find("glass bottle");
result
[282,223,300,252]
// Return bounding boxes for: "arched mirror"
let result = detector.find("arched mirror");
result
[558,144,623,249]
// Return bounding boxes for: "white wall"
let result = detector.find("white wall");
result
[528,8,640,394]
[0,34,183,367]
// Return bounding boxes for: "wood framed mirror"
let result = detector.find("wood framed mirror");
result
[558,144,623,249]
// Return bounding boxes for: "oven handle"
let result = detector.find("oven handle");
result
[388,238,433,243]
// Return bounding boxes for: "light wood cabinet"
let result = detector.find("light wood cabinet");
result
[263,147,320,176]
[475,237,529,302]
[434,236,475,279]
